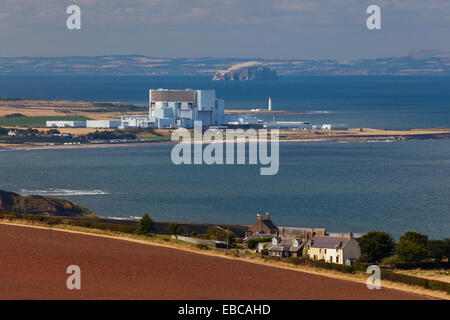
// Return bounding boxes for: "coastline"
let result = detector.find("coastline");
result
[2,129,450,151]
[0,220,446,300]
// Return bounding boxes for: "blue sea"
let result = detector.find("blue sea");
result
[0,75,449,238]
[1,75,449,129]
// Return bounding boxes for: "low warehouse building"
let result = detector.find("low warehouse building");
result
[46,121,86,128]
[86,120,121,129]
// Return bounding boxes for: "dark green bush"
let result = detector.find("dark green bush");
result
[310,260,355,274]
[287,257,309,266]
[380,270,450,293]
[247,237,272,249]
[353,261,370,272]
[23,214,44,221]
[387,261,449,270]
[428,279,450,293]
[0,212,22,220]
[265,255,282,262]
[67,220,136,234]
[47,217,62,225]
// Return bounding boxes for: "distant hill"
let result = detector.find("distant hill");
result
[0,190,98,217]
[1,50,450,76]
[212,62,278,81]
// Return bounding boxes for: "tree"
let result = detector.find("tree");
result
[47,129,61,135]
[427,239,450,262]
[247,237,272,249]
[396,231,428,263]
[135,214,154,235]
[168,223,182,236]
[206,226,236,245]
[359,231,395,263]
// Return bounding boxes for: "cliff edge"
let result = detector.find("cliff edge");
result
[0,190,98,217]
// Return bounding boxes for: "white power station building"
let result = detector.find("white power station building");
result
[149,89,225,128]
[46,89,226,130]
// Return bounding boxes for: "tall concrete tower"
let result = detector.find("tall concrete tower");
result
[268,97,272,111]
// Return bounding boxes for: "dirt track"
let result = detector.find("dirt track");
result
[0,224,432,300]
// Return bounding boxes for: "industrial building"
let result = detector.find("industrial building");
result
[45,89,227,130]
[120,116,153,129]
[45,120,87,128]
[149,89,225,128]
[86,120,121,129]
[313,124,349,130]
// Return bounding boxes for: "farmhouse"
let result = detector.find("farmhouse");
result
[266,237,306,258]
[306,233,361,265]
[245,212,279,239]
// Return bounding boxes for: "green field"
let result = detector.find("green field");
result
[0,115,91,127]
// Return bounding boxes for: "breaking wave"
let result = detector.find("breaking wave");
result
[19,189,109,196]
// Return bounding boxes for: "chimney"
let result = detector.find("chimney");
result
[348,232,353,240]
[265,211,270,220]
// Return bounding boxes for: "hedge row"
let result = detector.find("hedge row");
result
[67,220,137,234]
[285,257,355,274]
[387,261,449,270]
[381,270,450,294]
[0,212,23,220]
[0,212,65,225]
[280,256,450,293]
[0,212,137,234]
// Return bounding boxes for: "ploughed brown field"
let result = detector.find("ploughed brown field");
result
[0,224,432,300]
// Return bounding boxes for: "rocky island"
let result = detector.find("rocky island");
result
[212,62,278,81]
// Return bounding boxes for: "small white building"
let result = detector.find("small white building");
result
[120,116,154,129]
[86,120,121,129]
[320,124,348,131]
[46,121,86,128]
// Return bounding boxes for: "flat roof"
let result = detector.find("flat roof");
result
[150,90,195,102]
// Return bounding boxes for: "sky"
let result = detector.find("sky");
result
[0,0,449,59]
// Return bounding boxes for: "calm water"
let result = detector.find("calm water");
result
[0,140,449,238]
[0,75,449,129]
[0,75,449,238]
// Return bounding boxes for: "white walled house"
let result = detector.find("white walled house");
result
[306,233,361,265]
[149,89,225,128]
[266,237,306,258]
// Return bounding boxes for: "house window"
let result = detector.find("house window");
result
[336,256,339,263]
[324,249,327,254]
[330,256,333,263]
